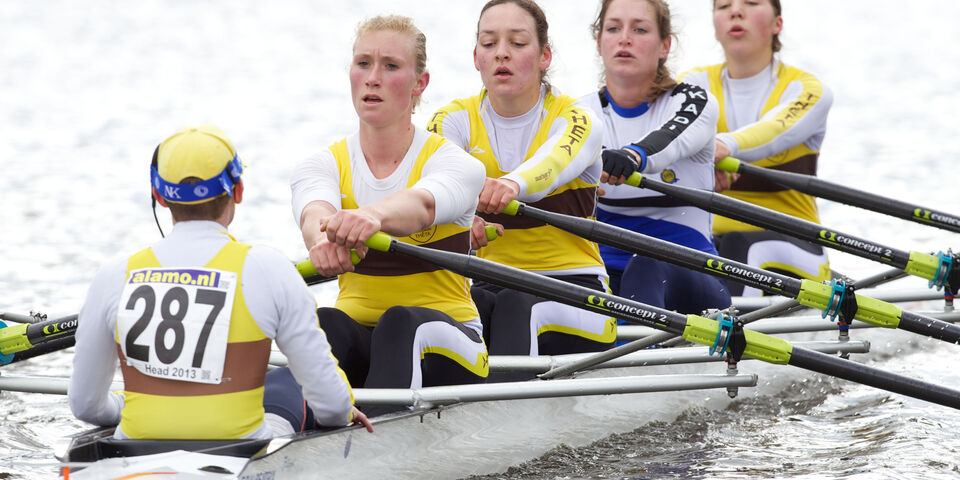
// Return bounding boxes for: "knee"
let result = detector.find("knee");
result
[374,306,421,337]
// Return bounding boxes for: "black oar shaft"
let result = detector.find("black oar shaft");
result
[385,239,689,336]
[899,310,960,344]
[366,233,960,411]
[513,202,804,298]
[789,347,960,409]
[511,201,960,345]
[730,159,960,235]
[633,175,913,269]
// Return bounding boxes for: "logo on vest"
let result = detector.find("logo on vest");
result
[468,145,485,154]
[660,169,678,184]
[410,225,438,243]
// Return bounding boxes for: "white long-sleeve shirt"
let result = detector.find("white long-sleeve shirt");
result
[69,221,354,438]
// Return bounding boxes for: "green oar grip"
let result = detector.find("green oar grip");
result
[503,201,520,216]
[681,315,793,364]
[295,250,362,277]
[905,251,940,282]
[0,322,32,356]
[625,172,643,188]
[484,225,501,242]
[365,232,394,252]
[797,279,903,328]
[715,157,742,173]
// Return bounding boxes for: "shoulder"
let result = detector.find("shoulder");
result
[576,89,604,112]
[776,61,832,101]
[676,64,721,85]
[92,253,132,288]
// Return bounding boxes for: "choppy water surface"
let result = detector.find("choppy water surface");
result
[2,1,960,478]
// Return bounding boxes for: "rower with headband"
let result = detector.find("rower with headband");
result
[69,124,371,441]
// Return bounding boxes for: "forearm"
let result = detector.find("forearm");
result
[507,106,602,201]
[299,201,337,249]
[362,188,436,236]
[723,80,832,163]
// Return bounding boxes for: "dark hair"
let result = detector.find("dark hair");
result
[769,0,782,53]
[592,0,677,98]
[166,177,232,222]
[477,0,552,87]
[712,0,782,53]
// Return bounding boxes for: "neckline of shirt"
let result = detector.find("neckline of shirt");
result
[603,87,650,118]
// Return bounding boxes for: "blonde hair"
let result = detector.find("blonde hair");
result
[354,15,428,108]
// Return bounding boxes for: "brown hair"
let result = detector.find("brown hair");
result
[476,0,552,88]
[167,178,232,222]
[712,0,782,53]
[592,0,677,98]
[354,15,428,108]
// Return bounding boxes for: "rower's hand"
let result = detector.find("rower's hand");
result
[713,140,739,192]
[323,208,381,250]
[477,177,520,214]
[352,406,374,433]
[307,236,364,277]
[470,215,503,249]
[600,148,640,186]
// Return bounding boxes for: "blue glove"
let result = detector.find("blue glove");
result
[602,149,639,178]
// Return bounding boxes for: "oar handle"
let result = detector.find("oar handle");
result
[484,225,500,242]
[715,156,742,173]
[295,250,361,284]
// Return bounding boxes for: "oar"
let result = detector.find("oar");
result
[501,200,960,345]
[622,172,958,291]
[717,157,960,234]
[0,261,340,366]
[361,231,960,410]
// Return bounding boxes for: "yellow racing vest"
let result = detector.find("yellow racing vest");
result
[429,90,604,273]
[697,63,823,234]
[117,241,271,439]
[330,134,479,327]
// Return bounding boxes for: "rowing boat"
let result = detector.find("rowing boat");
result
[41,298,951,479]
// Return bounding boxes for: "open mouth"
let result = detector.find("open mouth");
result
[614,50,633,59]
[494,67,512,79]
[729,25,746,35]
[362,94,383,104]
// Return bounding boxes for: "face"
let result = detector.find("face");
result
[713,0,782,58]
[598,0,670,83]
[350,30,428,128]
[474,3,551,106]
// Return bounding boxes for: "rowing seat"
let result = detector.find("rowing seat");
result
[63,428,270,463]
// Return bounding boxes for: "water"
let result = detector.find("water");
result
[2,0,960,478]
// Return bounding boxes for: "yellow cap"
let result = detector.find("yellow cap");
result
[157,125,238,184]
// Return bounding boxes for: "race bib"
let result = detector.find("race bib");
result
[116,267,236,384]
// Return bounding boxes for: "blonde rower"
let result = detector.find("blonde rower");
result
[291,15,488,414]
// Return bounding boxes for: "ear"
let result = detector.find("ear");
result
[233,179,244,204]
[660,35,672,60]
[539,44,553,72]
[413,70,430,98]
[152,188,169,208]
[473,47,481,72]
[772,16,783,35]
